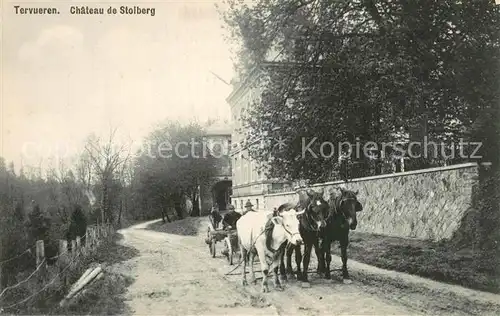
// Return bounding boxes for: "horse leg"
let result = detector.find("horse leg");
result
[280,241,287,281]
[256,247,270,293]
[285,244,294,279]
[241,244,248,286]
[340,237,352,284]
[322,239,332,280]
[294,244,302,280]
[314,239,324,277]
[301,241,313,287]
[273,256,283,291]
[250,249,257,284]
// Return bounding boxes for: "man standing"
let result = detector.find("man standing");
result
[242,200,257,216]
[222,204,241,230]
[209,205,222,229]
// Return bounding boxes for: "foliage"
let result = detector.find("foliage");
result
[0,233,134,315]
[66,204,88,243]
[27,203,51,244]
[130,120,218,221]
[220,0,500,182]
[83,129,131,224]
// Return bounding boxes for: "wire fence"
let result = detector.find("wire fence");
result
[0,249,34,266]
[0,223,114,313]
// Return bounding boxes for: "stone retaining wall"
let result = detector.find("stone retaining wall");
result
[264,163,479,241]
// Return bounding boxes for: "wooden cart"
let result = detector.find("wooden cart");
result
[204,222,240,264]
[222,229,239,265]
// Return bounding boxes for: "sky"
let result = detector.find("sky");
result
[1,0,236,171]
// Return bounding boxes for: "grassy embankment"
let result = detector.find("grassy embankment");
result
[331,231,499,294]
[1,232,139,315]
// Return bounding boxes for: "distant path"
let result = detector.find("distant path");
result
[114,219,418,315]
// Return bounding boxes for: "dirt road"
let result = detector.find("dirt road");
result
[114,219,425,315]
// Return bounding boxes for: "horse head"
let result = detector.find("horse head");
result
[297,187,329,231]
[332,187,363,230]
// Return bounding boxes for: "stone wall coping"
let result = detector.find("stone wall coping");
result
[265,191,296,198]
[231,193,266,198]
[264,162,478,197]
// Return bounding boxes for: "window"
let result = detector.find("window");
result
[272,183,284,191]
[250,160,254,183]
[240,200,243,210]
[256,199,259,210]
[247,159,251,184]
[234,157,238,184]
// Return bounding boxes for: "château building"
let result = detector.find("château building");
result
[226,62,291,213]
[197,120,232,215]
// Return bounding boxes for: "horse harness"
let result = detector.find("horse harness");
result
[332,194,359,223]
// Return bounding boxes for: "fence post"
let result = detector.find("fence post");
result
[71,240,77,257]
[85,227,90,249]
[95,225,100,244]
[36,240,46,283]
[58,240,69,286]
[91,227,96,249]
[59,240,68,258]
[76,236,82,254]
[87,227,92,249]
[36,240,45,266]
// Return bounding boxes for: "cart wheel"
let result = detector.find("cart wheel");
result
[207,227,212,252]
[224,237,233,265]
[211,240,216,258]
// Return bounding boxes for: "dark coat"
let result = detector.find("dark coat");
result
[222,211,242,229]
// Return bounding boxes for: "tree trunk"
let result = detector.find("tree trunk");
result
[191,190,200,217]
[118,199,123,226]
[161,208,165,223]
[101,178,108,224]
[173,192,183,219]
[160,206,171,223]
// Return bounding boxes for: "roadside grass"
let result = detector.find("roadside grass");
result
[0,233,139,315]
[147,216,204,236]
[58,270,134,315]
[332,231,500,294]
[55,233,139,315]
[118,218,144,230]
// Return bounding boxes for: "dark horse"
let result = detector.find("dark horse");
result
[278,188,330,286]
[317,187,363,283]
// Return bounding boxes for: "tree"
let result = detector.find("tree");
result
[83,128,131,224]
[27,203,51,245]
[131,120,217,222]
[66,204,88,244]
[220,0,500,181]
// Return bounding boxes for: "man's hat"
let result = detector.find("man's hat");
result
[228,204,235,210]
[245,200,254,208]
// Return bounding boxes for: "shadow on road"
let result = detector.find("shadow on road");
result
[145,217,205,236]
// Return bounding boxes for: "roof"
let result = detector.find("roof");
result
[204,120,231,136]
[226,61,307,104]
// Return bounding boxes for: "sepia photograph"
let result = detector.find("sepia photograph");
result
[1,0,500,314]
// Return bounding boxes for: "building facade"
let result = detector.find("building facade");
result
[226,66,290,212]
[198,121,232,215]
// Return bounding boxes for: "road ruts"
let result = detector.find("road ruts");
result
[114,219,419,315]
